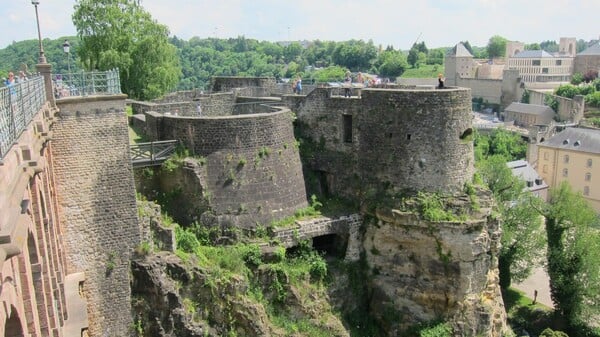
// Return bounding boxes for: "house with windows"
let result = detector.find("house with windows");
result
[503,102,555,127]
[507,160,548,200]
[536,127,600,212]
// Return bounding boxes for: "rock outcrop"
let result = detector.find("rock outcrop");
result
[363,189,507,336]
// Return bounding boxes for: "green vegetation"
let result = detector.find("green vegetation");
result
[73,0,180,100]
[270,194,323,228]
[474,129,545,289]
[553,80,600,108]
[543,182,600,333]
[487,35,508,58]
[400,64,444,78]
[502,287,555,336]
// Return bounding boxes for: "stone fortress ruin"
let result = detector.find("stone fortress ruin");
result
[129,77,506,336]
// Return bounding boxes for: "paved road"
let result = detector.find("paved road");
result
[513,267,553,308]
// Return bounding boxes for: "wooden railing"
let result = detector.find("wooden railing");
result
[130,140,179,168]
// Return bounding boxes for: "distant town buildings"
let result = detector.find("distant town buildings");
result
[505,50,574,83]
[503,102,555,128]
[536,127,600,212]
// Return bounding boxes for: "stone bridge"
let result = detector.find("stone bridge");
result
[272,214,362,261]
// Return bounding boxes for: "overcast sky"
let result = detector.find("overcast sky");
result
[2,0,598,50]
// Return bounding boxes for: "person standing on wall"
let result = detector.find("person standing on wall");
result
[344,71,352,97]
[437,73,445,89]
[296,77,302,95]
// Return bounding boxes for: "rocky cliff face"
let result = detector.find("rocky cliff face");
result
[131,251,351,337]
[362,189,507,336]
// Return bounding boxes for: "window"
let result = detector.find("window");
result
[588,159,593,168]
[586,173,591,182]
[563,168,568,177]
[584,186,590,196]
[342,115,352,143]
[543,165,548,173]
[542,68,549,74]
[556,60,562,66]
[532,60,541,66]
[564,154,569,163]
[543,152,549,160]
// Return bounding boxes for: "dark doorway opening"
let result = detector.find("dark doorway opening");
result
[313,234,347,259]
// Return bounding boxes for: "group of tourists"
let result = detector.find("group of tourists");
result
[292,77,302,94]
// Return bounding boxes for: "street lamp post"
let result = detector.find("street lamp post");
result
[31,0,46,64]
[63,40,71,73]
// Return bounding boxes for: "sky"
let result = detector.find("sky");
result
[1,0,599,51]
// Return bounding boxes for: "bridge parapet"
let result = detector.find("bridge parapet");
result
[0,76,47,161]
[53,68,121,99]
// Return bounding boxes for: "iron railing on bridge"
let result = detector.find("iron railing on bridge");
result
[0,75,46,160]
[54,68,121,98]
[130,140,179,168]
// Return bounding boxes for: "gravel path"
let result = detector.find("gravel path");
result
[513,267,554,308]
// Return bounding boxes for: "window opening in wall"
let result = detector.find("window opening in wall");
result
[542,68,549,74]
[563,168,568,177]
[459,128,473,140]
[543,165,547,173]
[585,173,591,182]
[406,134,410,140]
[533,60,541,66]
[342,115,352,143]
[556,60,562,66]
[587,159,593,168]
[543,152,549,160]
[584,186,590,196]
[564,154,569,163]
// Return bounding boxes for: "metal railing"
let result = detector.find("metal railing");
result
[54,68,121,98]
[0,75,46,160]
[130,140,179,168]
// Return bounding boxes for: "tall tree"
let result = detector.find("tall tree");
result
[486,35,507,59]
[544,182,600,329]
[375,49,408,78]
[332,39,377,71]
[72,0,180,100]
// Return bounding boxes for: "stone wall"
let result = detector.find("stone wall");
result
[52,94,139,337]
[574,54,600,75]
[143,107,308,228]
[272,214,362,262]
[295,87,474,197]
[528,90,585,123]
[456,78,503,104]
[211,76,276,94]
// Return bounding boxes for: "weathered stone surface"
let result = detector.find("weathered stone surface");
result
[363,190,506,336]
[52,95,139,337]
[143,108,308,228]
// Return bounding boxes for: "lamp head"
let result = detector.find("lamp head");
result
[31,0,40,5]
[63,40,70,53]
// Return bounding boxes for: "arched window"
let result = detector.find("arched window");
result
[585,173,591,182]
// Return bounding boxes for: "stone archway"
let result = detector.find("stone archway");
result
[4,306,24,337]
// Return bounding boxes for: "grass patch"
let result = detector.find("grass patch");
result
[400,64,444,79]
[129,125,147,144]
[502,287,557,335]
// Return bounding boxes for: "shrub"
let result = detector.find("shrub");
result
[309,257,327,281]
